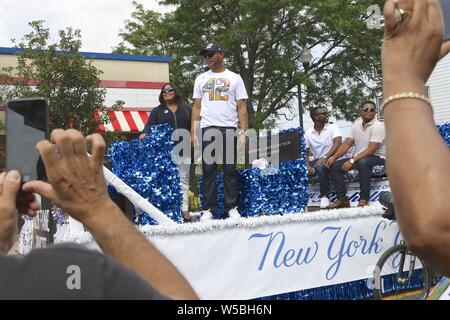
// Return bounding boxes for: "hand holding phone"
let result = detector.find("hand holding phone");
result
[6,98,48,183]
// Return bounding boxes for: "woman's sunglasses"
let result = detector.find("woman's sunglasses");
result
[162,88,175,94]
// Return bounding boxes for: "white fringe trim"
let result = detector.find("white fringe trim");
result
[52,206,384,245]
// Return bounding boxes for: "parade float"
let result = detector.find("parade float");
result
[18,123,450,300]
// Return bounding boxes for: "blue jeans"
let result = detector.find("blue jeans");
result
[310,159,331,198]
[331,156,385,201]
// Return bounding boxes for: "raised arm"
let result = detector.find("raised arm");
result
[23,129,199,299]
[382,0,450,276]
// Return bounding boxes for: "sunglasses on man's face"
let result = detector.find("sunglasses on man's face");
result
[162,88,175,94]
[203,52,216,59]
[315,112,329,117]
[363,108,376,113]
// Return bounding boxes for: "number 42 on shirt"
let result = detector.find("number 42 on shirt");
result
[202,78,230,102]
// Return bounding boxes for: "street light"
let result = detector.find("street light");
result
[298,49,313,130]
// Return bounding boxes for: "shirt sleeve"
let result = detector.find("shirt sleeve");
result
[192,76,203,99]
[331,124,342,139]
[235,75,249,100]
[370,122,386,143]
[304,132,311,149]
[348,123,356,140]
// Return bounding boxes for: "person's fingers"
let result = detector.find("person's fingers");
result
[384,0,399,35]
[17,197,39,215]
[397,0,415,13]
[86,134,106,167]
[27,199,41,212]
[36,140,59,180]
[1,171,21,208]
[25,208,38,217]
[397,0,413,7]
[411,0,428,26]
[24,192,35,202]
[0,172,6,195]
[17,191,39,208]
[50,128,63,144]
[428,0,444,31]
[22,180,56,202]
[16,189,41,215]
[67,129,87,156]
[51,129,74,158]
[440,41,450,60]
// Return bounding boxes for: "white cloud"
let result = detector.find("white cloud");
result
[0,0,172,53]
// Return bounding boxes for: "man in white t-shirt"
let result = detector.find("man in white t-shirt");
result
[325,101,386,209]
[191,43,249,221]
[305,107,342,208]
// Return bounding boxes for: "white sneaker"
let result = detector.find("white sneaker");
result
[228,207,241,219]
[320,197,330,209]
[200,209,213,222]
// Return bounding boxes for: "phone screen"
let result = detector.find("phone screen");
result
[442,0,450,41]
[6,98,48,182]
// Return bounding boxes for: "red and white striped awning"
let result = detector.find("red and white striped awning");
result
[95,110,150,132]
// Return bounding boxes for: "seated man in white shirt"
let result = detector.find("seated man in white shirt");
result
[305,107,342,208]
[325,101,386,209]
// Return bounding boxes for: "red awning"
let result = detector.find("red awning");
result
[95,110,150,132]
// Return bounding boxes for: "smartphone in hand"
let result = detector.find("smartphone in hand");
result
[442,0,450,41]
[6,98,48,183]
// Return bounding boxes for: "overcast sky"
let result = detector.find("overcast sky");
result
[0,0,347,131]
[0,0,172,53]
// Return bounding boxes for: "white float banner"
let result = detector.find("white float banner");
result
[66,207,401,300]
[308,179,391,207]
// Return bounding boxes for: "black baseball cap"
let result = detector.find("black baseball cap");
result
[199,43,224,56]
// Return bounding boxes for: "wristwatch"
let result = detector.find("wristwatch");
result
[349,158,355,165]
[237,129,248,135]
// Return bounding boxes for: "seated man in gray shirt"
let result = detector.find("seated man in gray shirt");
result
[0,129,198,300]
[325,101,386,209]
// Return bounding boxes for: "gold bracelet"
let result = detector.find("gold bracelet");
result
[381,92,432,115]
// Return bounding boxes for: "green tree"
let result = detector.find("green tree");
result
[0,20,123,135]
[116,0,384,128]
